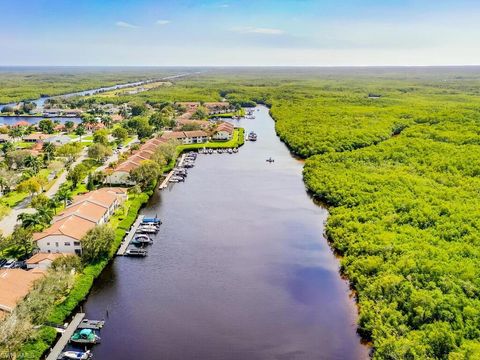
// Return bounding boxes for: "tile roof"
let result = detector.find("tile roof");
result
[33,215,96,241]
[0,269,45,312]
[26,252,69,265]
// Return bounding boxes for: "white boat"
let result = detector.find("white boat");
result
[61,350,92,360]
[125,248,148,257]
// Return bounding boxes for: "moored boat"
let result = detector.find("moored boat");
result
[61,350,92,359]
[70,329,101,344]
[125,248,148,257]
[248,131,257,141]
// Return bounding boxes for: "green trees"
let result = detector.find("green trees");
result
[81,225,115,263]
[129,160,160,190]
[38,119,55,134]
[92,129,109,146]
[66,163,88,188]
[54,185,72,207]
[42,142,56,162]
[112,126,128,144]
[87,143,112,163]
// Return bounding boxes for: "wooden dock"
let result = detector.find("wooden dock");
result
[159,171,174,190]
[46,313,85,360]
[116,215,145,256]
[159,153,186,190]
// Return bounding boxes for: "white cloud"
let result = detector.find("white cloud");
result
[231,27,285,35]
[156,19,171,25]
[116,21,138,29]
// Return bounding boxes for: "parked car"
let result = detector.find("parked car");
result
[3,259,16,268]
[0,259,7,267]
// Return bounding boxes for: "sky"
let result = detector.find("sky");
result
[1,0,480,66]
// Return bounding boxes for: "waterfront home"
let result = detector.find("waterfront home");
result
[161,130,208,144]
[43,108,62,117]
[13,120,30,127]
[0,269,45,318]
[23,133,49,143]
[212,122,234,141]
[26,252,69,270]
[34,188,127,255]
[105,161,138,185]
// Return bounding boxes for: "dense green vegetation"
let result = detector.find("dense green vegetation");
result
[3,67,480,358]
[0,68,179,104]
[120,68,480,358]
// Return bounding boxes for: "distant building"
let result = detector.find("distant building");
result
[44,135,72,145]
[161,130,208,144]
[23,133,49,143]
[212,122,234,141]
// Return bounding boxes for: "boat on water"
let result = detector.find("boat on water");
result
[61,350,92,360]
[125,248,148,257]
[70,329,101,345]
[248,131,257,141]
[78,319,105,330]
[208,149,213,154]
[233,148,238,153]
[142,217,162,225]
[170,175,185,182]
[228,148,233,154]
[131,235,153,245]
[266,157,275,163]
[137,226,158,234]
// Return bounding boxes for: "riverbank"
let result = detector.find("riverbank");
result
[22,127,245,358]
[76,106,367,359]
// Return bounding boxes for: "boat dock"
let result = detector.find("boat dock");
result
[159,153,186,190]
[45,313,85,360]
[116,215,145,256]
[159,171,174,189]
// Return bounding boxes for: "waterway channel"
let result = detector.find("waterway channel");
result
[81,106,369,359]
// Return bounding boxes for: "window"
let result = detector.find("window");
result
[74,242,80,246]
[65,242,71,246]
[47,242,50,246]
[55,242,59,247]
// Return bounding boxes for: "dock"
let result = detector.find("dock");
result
[46,313,85,360]
[116,215,145,255]
[159,171,174,189]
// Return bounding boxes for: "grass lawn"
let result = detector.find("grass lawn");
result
[177,128,244,153]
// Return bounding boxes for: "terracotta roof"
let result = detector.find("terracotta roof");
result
[114,160,140,173]
[13,121,30,127]
[26,252,68,265]
[216,122,234,134]
[0,269,45,312]
[185,130,208,137]
[162,131,187,140]
[23,133,49,141]
[33,215,96,242]
[55,201,108,223]
[70,187,124,209]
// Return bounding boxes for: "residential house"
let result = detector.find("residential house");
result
[34,188,127,255]
[23,133,49,143]
[161,130,208,144]
[44,135,72,145]
[0,269,45,318]
[26,253,69,270]
[212,122,234,141]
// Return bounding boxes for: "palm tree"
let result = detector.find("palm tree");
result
[24,155,42,174]
[75,125,86,142]
[17,212,43,229]
[42,142,56,162]
[55,186,72,208]
[36,205,54,225]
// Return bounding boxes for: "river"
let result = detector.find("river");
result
[81,106,369,360]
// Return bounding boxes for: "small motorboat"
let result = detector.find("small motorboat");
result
[137,226,158,234]
[131,235,153,245]
[125,248,148,257]
[228,148,233,154]
[61,350,92,360]
[266,157,275,163]
[208,149,213,154]
[232,148,238,153]
[70,329,101,344]
[78,319,105,330]
[248,131,257,141]
[142,217,162,225]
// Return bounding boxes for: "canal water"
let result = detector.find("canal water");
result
[0,116,81,126]
[82,106,369,359]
